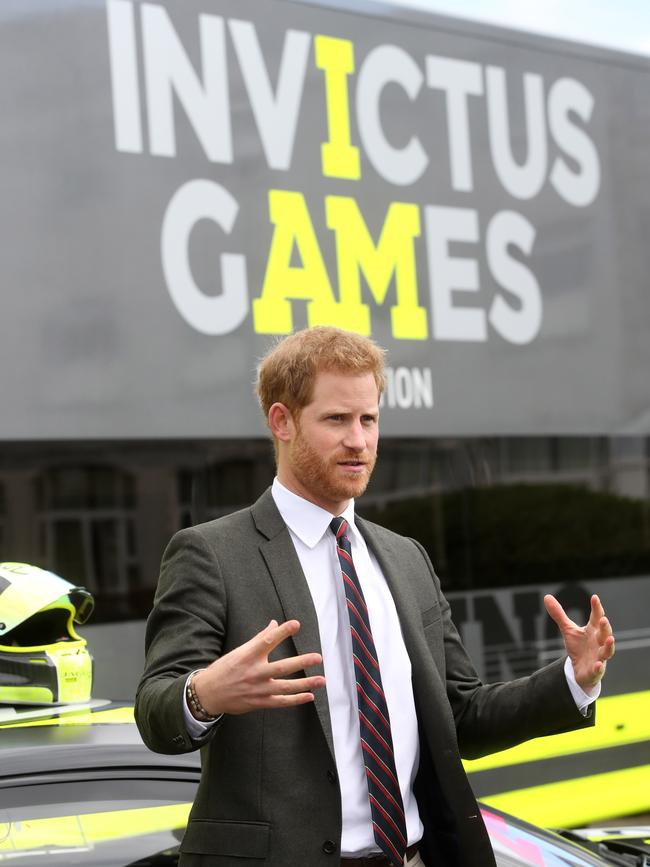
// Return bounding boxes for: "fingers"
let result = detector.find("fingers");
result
[544,594,575,631]
[266,692,319,708]
[269,674,326,696]
[248,620,324,668]
[245,619,302,658]
[589,594,605,628]
[599,632,615,661]
[597,614,613,642]
[241,673,326,712]
[237,620,325,711]
[199,619,325,716]
[592,660,605,681]
[265,673,327,708]
[267,652,323,678]
[261,651,325,702]
[595,610,615,661]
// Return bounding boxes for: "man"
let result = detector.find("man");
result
[135,326,615,867]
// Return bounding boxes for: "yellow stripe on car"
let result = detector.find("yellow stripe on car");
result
[4,706,135,728]
[480,765,650,828]
[0,802,192,853]
[464,691,650,771]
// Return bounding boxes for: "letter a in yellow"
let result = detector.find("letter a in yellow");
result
[253,190,339,334]
[326,196,428,339]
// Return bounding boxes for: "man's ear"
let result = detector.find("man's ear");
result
[268,402,295,443]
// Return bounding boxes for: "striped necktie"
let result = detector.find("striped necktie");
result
[330,516,408,867]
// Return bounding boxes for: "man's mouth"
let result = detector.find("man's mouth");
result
[337,459,367,472]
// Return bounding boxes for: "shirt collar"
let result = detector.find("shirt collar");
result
[272,477,357,549]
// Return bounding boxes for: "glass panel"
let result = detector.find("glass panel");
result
[49,468,87,510]
[52,519,86,587]
[556,437,593,470]
[88,467,118,508]
[502,438,553,474]
[126,519,137,557]
[91,519,119,592]
[122,471,136,508]
[177,469,193,506]
[363,438,650,591]
[127,562,140,589]
[40,467,135,510]
[0,779,197,867]
[184,453,275,523]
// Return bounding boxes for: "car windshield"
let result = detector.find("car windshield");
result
[0,778,195,866]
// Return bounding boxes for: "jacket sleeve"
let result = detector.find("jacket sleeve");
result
[411,539,595,760]
[135,525,227,754]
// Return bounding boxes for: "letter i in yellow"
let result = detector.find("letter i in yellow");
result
[314,35,361,180]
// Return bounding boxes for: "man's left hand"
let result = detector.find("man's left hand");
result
[544,593,615,691]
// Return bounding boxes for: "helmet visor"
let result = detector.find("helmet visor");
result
[69,588,94,625]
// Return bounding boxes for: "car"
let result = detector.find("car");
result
[1,701,648,866]
[0,700,196,866]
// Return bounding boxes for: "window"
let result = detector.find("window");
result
[362,436,650,591]
[36,466,138,620]
[178,446,274,527]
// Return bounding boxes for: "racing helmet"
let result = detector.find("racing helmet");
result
[0,562,94,705]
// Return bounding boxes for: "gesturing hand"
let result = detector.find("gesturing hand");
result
[544,593,615,691]
[192,619,325,717]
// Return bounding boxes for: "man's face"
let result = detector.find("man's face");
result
[280,369,379,514]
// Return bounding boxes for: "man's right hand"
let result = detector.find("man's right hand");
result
[192,619,325,717]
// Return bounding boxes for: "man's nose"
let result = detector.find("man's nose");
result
[343,420,366,450]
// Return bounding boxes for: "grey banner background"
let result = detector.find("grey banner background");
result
[1,0,649,439]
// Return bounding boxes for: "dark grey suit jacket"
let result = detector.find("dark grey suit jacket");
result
[135,489,593,867]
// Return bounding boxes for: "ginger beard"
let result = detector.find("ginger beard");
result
[288,416,377,508]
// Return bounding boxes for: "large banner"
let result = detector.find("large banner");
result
[1,0,650,438]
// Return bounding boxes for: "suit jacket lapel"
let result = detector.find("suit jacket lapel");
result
[356,517,422,647]
[251,490,335,760]
[356,516,446,701]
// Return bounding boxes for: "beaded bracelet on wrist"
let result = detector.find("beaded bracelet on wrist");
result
[187,670,219,722]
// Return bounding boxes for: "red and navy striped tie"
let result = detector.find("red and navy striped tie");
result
[330,517,408,866]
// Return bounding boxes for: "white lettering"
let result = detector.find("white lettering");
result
[487,210,541,344]
[394,367,413,408]
[161,180,248,335]
[548,77,601,207]
[107,0,143,153]
[381,367,434,409]
[426,55,483,192]
[425,206,486,341]
[356,45,428,185]
[486,67,547,199]
[228,20,310,171]
[142,5,232,162]
[411,366,434,408]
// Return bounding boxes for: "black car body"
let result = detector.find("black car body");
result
[0,702,647,866]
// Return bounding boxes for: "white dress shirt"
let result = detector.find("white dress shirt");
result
[269,479,423,855]
[183,478,599,855]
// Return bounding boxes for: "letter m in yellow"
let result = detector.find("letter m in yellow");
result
[325,196,427,339]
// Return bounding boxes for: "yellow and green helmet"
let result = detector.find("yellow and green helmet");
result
[0,562,94,705]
